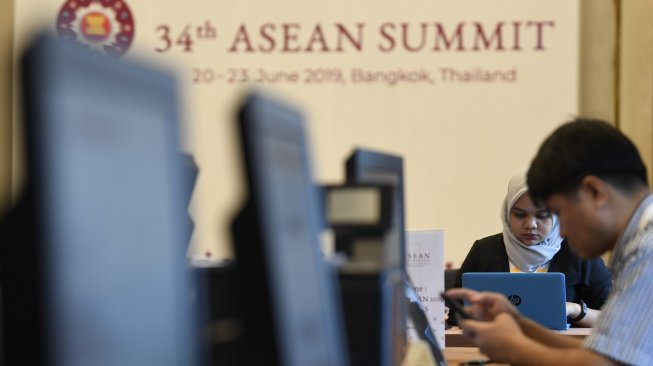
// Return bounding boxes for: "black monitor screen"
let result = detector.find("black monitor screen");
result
[235,92,348,366]
[21,35,201,366]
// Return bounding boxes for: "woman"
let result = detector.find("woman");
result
[454,170,612,327]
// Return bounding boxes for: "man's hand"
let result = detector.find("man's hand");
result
[445,288,518,321]
[460,313,526,363]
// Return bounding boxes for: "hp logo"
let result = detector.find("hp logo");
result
[508,295,522,306]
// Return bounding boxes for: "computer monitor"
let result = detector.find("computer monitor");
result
[231,92,348,366]
[345,148,406,270]
[2,34,203,365]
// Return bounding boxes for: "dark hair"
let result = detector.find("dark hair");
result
[527,118,648,204]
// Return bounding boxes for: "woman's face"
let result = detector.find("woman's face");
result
[509,193,554,246]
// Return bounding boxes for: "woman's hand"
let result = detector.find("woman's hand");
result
[565,301,581,318]
[445,288,518,321]
[565,301,599,327]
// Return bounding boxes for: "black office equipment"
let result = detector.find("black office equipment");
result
[202,261,245,365]
[1,34,203,365]
[323,184,394,232]
[325,148,408,366]
[338,268,405,366]
[230,92,349,366]
[345,148,406,269]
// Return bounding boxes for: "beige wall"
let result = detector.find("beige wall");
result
[578,0,616,122]
[0,0,13,216]
[618,0,653,186]
[562,0,653,266]
[579,0,653,187]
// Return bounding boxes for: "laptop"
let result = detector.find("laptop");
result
[462,272,569,330]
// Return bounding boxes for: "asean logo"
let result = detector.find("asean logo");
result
[56,0,135,57]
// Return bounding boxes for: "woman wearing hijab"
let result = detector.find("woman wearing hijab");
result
[454,170,612,327]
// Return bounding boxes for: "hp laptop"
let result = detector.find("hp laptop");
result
[462,272,569,330]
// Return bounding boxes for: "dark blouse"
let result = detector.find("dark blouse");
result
[454,233,612,310]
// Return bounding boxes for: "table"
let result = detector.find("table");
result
[444,347,509,365]
[445,326,592,347]
[404,341,509,366]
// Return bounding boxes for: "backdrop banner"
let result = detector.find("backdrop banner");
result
[13,0,579,263]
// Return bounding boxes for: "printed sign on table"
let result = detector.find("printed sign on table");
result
[405,230,445,347]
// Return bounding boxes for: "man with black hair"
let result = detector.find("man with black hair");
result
[447,118,653,365]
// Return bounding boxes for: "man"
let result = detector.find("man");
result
[447,118,653,365]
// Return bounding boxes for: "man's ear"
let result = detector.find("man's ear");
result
[580,175,609,207]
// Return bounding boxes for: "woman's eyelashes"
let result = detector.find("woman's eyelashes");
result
[512,212,527,219]
[511,211,551,221]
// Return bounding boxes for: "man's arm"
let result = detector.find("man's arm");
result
[506,333,618,366]
[446,288,593,345]
[463,314,620,366]
[515,313,581,348]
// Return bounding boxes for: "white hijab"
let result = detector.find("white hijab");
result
[501,170,563,272]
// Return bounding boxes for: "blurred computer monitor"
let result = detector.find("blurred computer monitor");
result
[1,34,203,365]
[231,92,349,366]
